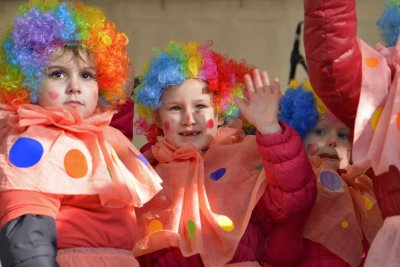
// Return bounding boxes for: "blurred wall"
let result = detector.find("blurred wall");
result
[0,0,384,148]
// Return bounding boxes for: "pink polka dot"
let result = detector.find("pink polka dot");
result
[207,119,214,128]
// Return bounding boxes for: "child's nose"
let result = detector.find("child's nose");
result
[183,111,195,125]
[66,80,81,94]
[328,138,337,148]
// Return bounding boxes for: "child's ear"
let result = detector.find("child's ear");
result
[217,115,225,126]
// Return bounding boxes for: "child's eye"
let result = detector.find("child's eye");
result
[338,132,349,140]
[169,106,181,111]
[81,71,97,80]
[196,104,207,109]
[48,71,65,79]
[314,128,325,136]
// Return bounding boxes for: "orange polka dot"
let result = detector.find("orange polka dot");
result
[397,112,400,130]
[365,57,379,68]
[147,219,163,235]
[64,149,88,178]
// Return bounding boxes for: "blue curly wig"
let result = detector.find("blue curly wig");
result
[377,0,400,46]
[278,80,321,139]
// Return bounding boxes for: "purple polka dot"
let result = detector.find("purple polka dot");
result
[137,154,149,165]
[9,137,44,168]
[210,168,226,181]
[320,171,343,191]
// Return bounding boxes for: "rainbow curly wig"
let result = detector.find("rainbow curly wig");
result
[134,40,253,142]
[279,80,333,139]
[377,0,400,46]
[0,0,129,106]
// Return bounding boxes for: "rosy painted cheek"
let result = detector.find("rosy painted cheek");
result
[48,91,59,101]
[206,119,215,129]
[306,143,319,156]
[92,92,98,100]
[163,121,170,132]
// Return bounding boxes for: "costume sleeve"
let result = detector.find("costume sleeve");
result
[370,167,400,218]
[0,191,61,267]
[255,122,317,266]
[0,215,58,267]
[110,97,134,141]
[303,0,361,129]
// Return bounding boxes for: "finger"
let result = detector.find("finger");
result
[261,70,271,88]
[273,77,282,97]
[253,69,263,92]
[244,73,255,93]
[233,97,247,113]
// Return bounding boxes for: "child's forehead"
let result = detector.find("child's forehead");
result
[47,48,95,68]
[317,117,349,130]
[162,79,211,99]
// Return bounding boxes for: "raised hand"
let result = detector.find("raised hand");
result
[234,68,282,135]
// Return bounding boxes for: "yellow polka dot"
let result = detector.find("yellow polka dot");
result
[64,149,88,178]
[363,195,373,210]
[341,220,349,229]
[371,107,383,130]
[365,57,379,68]
[147,219,163,235]
[217,215,234,232]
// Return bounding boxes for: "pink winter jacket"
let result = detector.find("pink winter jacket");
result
[137,122,317,266]
[303,0,400,220]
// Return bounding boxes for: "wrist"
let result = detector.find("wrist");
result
[257,122,281,135]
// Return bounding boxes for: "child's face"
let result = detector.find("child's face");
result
[157,79,219,151]
[38,48,98,118]
[303,116,351,170]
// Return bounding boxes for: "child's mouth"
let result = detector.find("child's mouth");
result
[65,101,82,108]
[179,131,200,137]
[318,153,340,161]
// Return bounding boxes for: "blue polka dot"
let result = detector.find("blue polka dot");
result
[320,171,343,191]
[137,155,149,165]
[9,137,44,168]
[209,168,226,181]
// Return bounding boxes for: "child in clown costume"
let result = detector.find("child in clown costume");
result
[279,80,382,267]
[132,40,317,266]
[303,0,400,266]
[0,1,162,266]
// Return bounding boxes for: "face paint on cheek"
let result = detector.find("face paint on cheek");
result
[163,121,170,132]
[92,92,98,101]
[206,119,214,129]
[48,91,59,101]
[306,143,319,156]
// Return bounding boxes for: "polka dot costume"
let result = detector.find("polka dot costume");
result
[303,157,383,267]
[0,104,162,208]
[134,124,267,267]
[353,39,400,175]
